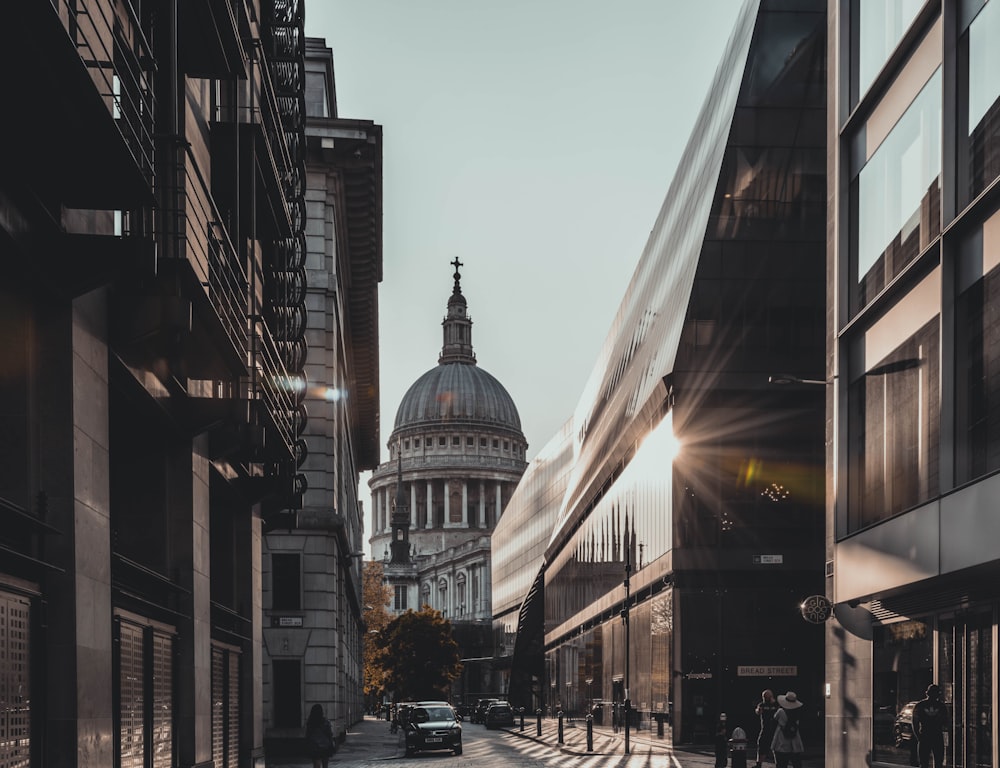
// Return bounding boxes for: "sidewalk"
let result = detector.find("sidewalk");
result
[506,715,825,767]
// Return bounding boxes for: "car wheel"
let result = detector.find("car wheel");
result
[453,745,463,755]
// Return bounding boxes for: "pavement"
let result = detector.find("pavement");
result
[266,714,825,767]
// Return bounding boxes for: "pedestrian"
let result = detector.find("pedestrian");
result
[912,684,948,768]
[305,703,336,768]
[770,691,805,768]
[714,713,729,768]
[754,689,778,767]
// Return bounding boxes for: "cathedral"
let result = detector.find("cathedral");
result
[369,261,527,704]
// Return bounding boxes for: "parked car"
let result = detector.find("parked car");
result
[472,698,501,724]
[484,702,515,730]
[894,701,919,748]
[403,704,463,756]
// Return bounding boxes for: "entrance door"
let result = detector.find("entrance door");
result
[939,612,993,768]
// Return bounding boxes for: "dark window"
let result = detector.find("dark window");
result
[467,436,474,447]
[492,439,499,449]
[414,438,420,448]
[272,660,302,727]
[480,438,487,448]
[439,436,446,447]
[503,440,510,451]
[394,585,408,611]
[271,554,301,611]
[452,436,460,446]
[403,439,409,449]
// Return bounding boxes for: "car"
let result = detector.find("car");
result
[403,703,463,756]
[472,698,501,724]
[484,702,515,730]
[894,701,919,748]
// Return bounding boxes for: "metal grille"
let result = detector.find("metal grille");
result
[119,622,145,768]
[212,648,225,768]
[151,633,173,768]
[0,592,31,768]
[227,653,239,768]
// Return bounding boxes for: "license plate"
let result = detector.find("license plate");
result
[426,737,442,743]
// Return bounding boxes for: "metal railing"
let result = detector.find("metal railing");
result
[57,0,155,187]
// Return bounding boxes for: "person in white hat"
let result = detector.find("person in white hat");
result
[770,691,804,768]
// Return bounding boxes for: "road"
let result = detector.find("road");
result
[267,715,823,768]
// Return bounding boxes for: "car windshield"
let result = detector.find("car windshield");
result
[491,706,510,713]
[414,707,455,723]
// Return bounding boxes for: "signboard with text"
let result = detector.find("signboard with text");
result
[737,665,797,677]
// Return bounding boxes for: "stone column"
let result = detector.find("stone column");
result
[479,481,486,528]
[495,482,502,526]
[461,482,469,526]
[426,481,433,528]
[410,483,418,528]
[443,484,450,527]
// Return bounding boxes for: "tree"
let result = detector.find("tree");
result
[362,561,393,707]
[377,605,463,702]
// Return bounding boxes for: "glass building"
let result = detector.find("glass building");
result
[495,0,828,746]
[828,1,1000,766]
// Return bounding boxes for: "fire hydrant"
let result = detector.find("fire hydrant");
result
[729,725,748,768]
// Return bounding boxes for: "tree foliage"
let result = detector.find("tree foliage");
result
[377,605,463,702]
[362,561,393,700]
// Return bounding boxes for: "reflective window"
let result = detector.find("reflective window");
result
[959,0,1000,203]
[852,69,941,313]
[955,211,1000,483]
[872,619,933,766]
[853,0,925,102]
[847,271,940,531]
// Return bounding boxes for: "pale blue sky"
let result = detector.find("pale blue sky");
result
[304,1,746,480]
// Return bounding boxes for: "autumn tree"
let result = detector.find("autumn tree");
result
[377,605,462,702]
[362,561,393,707]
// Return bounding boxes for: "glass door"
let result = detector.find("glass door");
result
[939,612,993,768]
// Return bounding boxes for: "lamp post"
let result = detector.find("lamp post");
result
[623,556,631,755]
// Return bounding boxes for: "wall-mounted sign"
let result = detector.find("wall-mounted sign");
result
[686,672,713,680]
[737,665,798,677]
[800,595,834,623]
[273,616,303,627]
[753,554,783,565]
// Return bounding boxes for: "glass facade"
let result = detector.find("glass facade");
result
[959,0,1000,203]
[852,68,941,314]
[833,3,1000,768]
[851,0,925,103]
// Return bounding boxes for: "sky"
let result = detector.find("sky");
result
[303,0,747,543]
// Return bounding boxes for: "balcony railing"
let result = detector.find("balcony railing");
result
[253,323,297,460]
[56,0,155,189]
[160,143,250,368]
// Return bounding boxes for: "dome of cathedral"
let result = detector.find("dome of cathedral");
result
[394,362,522,432]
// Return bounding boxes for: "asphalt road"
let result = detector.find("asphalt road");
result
[266,715,824,768]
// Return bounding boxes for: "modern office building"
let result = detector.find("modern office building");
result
[369,263,527,704]
[261,38,381,751]
[0,3,379,767]
[495,0,828,746]
[826,1,1000,766]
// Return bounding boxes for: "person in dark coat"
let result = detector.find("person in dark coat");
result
[305,703,336,768]
[754,689,778,767]
[912,684,948,768]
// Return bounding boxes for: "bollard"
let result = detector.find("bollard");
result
[519,707,525,731]
[729,726,748,768]
[557,711,564,744]
[536,708,542,737]
[657,713,665,737]
[586,714,593,752]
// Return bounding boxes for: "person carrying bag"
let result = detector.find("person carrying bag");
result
[305,704,336,768]
[770,691,805,768]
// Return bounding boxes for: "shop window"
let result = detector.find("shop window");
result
[212,645,240,768]
[116,617,175,768]
[271,553,301,611]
